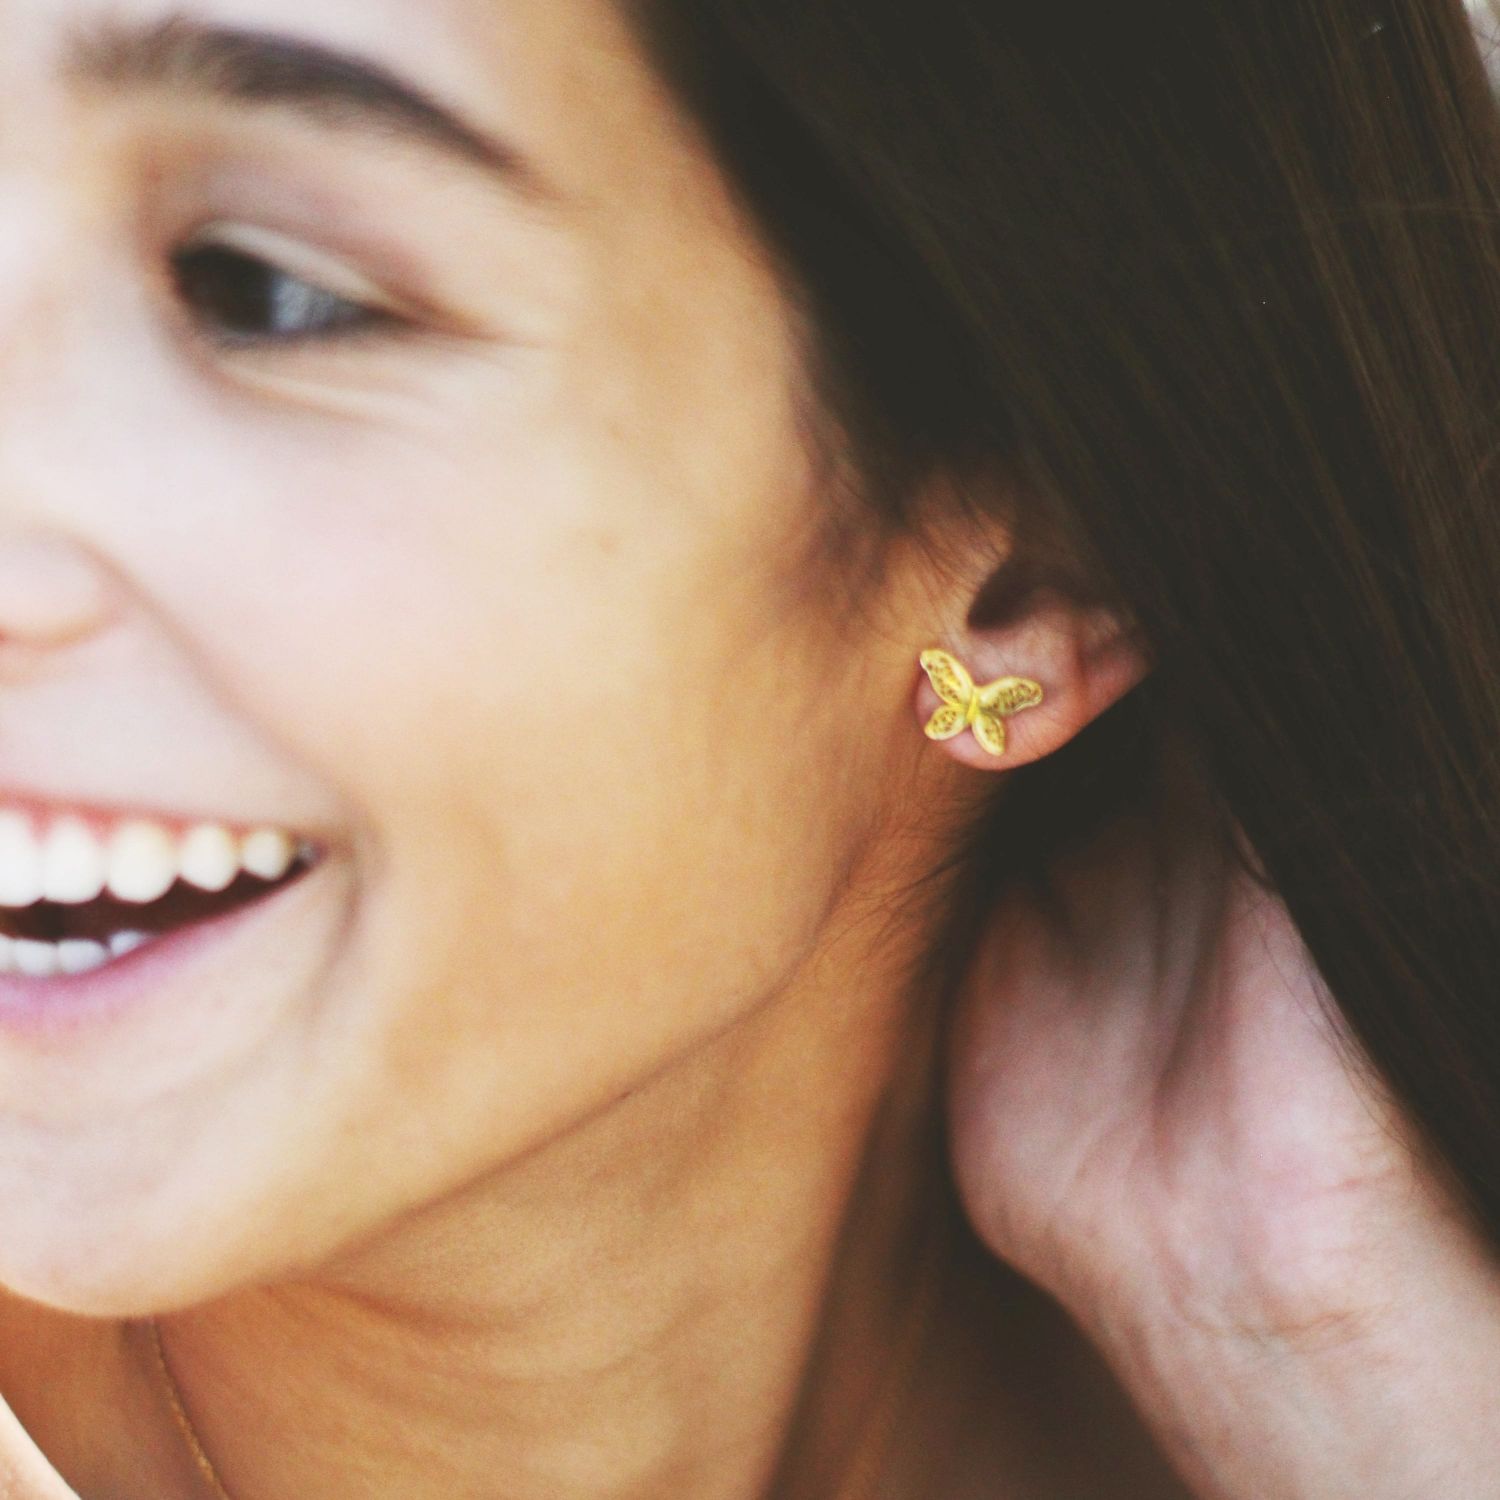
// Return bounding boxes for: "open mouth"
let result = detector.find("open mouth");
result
[0,855,318,949]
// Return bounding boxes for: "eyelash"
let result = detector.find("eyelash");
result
[169,241,403,348]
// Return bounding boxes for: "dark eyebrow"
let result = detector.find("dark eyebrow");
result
[64,14,559,204]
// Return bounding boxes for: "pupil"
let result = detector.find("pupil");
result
[175,246,276,336]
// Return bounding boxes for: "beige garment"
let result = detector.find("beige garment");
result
[0,1392,80,1500]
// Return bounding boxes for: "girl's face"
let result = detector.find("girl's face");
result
[0,0,973,1312]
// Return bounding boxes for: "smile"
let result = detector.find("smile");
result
[0,807,322,980]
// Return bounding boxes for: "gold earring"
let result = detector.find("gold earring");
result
[918,648,1044,759]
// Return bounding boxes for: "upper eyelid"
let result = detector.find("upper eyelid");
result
[147,153,550,349]
[177,220,408,314]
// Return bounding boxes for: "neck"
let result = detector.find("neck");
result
[89,953,962,1500]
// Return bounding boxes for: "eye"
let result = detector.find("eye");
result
[169,240,400,346]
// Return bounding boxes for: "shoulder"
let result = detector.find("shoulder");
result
[0,1295,83,1500]
[0,1396,80,1500]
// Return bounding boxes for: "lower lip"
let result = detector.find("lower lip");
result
[0,867,324,1042]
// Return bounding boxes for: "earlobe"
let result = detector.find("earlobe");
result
[914,607,1148,772]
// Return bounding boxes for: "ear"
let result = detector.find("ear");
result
[913,582,1150,773]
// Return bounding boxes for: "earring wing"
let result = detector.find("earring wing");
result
[918,649,976,743]
[976,676,1045,717]
[924,702,969,741]
[971,705,1012,757]
[971,676,1045,758]
[919,649,974,708]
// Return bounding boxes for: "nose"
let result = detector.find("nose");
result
[0,531,117,658]
[0,164,128,666]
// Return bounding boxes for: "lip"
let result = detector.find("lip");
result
[0,859,328,1044]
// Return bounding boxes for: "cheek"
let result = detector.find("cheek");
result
[321,467,869,1174]
[124,378,871,1177]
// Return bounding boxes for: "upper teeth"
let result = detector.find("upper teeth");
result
[0,810,310,909]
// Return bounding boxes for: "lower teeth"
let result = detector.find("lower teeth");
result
[0,931,153,979]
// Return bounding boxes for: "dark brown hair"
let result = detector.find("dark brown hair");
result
[623,0,1500,1243]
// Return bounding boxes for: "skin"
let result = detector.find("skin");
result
[947,726,1500,1495]
[0,2,1153,1498]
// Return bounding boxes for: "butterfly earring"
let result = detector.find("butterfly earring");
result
[918,648,1045,759]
